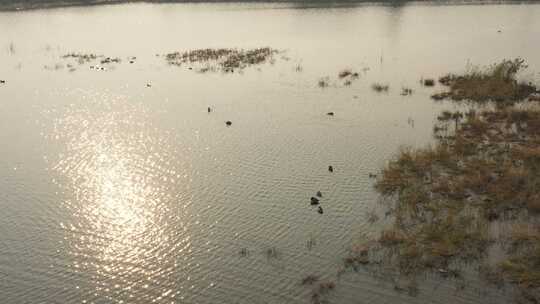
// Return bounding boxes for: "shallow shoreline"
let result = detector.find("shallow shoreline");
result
[0,0,538,12]
[0,0,130,11]
[364,60,540,302]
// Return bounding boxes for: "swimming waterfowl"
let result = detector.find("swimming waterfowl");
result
[316,191,322,198]
[318,206,323,214]
[208,107,212,113]
[328,166,334,172]
[226,121,232,126]
[0,80,5,84]
[327,112,334,116]
[310,197,320,205]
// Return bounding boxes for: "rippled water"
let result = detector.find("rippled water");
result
[1,2,540,303]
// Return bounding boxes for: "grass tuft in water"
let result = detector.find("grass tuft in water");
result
[432,58,537,104]
[318,77,330,88]
[164,47,279,73]
[372,83,389,93]
[366,101,540,301]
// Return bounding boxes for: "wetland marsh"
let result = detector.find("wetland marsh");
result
[1,2,540,304]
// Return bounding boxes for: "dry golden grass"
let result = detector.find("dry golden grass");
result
[372,106,540,297]
[375,162,411,195]
[511,225,540,244]
[433,58,537,103]
[499,242,540,288]
[379,229,408,246]
[527,195,540,213]
[463,115,489,135]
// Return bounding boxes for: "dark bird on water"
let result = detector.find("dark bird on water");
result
[327,112,334,116]
[316,191,322,198]
[318,206,323,214]
[328,166,334,172]
[310,197,320,205]
[226,121,232,126]
[0,80,5,84]
[208,107,212,113]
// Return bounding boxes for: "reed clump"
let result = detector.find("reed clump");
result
[432,58,537,103]
[318,77,330,88]
[369,106,540,299]
[401,87,413,96]
[423,78,435,86]
[338,69,359,79]
[62,53,101,64]
[372,83,389,93]
[500,226,540,288]
[164,47,278,72]
[338,69,353,78]
[336,69,360,86]
[301,274,319,285]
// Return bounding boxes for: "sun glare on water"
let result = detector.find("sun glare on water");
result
[45,91,195,302]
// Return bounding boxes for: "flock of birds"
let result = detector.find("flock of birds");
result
[309,167,334,215]
[208,105,338,215]
[0,85,379,217]
[205,105,379,214]
[0,83,381,217]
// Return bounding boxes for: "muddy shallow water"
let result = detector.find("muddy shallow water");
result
[1,2,540,303]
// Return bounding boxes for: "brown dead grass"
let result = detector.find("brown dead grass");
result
[380,229,408,246]
[372,106,540,296]
[164,47,278,72]
[432,58,537,104]
[500,231,540,288]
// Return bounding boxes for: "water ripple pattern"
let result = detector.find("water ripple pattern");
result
[43,91,198,303]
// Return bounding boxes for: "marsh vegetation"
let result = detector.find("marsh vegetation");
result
[320,59,540,303]
[164,47,278,73]
[4,3,540,304]
[300,274,336,304]
[401,87,413,96]
[338,69,359,86]
[422,78,435,87]
[371,83,389,93]
[357,105,540,302]
[432,58,538,103]
[317,77,330,88]
[62,52,101,64]
[53,53,130,71]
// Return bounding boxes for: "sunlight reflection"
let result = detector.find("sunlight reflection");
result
[45,92,193,303]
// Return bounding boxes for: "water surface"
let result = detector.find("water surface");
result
[1,2,540,303]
